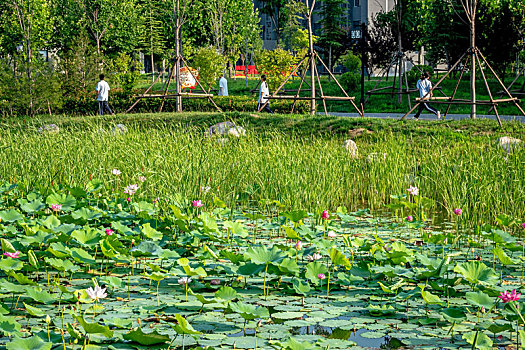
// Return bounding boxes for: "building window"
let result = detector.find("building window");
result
[354,0,360,6]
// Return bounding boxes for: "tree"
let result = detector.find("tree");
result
[192,47,225,92]
[139,0,167,81]
[317,0,348,72]
[258,0,287,46]
[281,0,309,52]
[256,47,301,90]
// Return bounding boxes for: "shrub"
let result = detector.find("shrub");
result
[405,65,434,87]
[109,53,143,93]
[256,48,303,90]
[339,51,361,73]
[340,72,359,93]
[192,47,225,92]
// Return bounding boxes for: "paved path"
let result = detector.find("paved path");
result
[326,112,525,123]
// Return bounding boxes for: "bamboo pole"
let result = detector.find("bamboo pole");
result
[314,63,328,115]
[443,55,469,118]
[291,56,312,113]
[475,51,502,127]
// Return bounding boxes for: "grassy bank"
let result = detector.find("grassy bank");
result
[1,112,524,228]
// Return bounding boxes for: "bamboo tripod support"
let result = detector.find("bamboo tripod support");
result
[256,0,362,116]
[400,0,524,126]
[126,0,221,114]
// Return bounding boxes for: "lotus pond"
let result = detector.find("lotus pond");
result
[0,182,524,350]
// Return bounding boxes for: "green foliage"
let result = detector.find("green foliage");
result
[340,72,359,93]
[109,53,143,94]
[256,48,301,90]
[339,52,361,73]
[192,47,225,91]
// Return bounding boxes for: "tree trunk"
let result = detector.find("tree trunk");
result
[175,0,182,112]
[470,11,476,119]
[307,0,315,115]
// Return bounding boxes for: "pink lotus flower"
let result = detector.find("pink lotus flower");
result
[497,335,503,340]
[406,215,414,222]
[126,197,131,202]
[51,204,62,211]
[443,238,448,244]
[498,289,521,303]
[192,200,203,208]
[407,186,419,196]
[295,241,303,250]
[124,184,139,196]
[317,273,326,280]
[454,208,462,216]
[522,223,525,229]
[3,251,20,259]
[111,169,121,176]
[210,279,221,285]
[138,176,146,183]
[105,229,114,236]
[321,210,330,220]
[327,231,337,238]
[384,245,392,252]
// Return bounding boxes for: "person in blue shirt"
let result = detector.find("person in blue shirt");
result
[219,74,228,96]
[412,72,440,120]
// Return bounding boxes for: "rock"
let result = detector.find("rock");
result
[37,124,59,134]
[110,124,127,135]
[343,139,359,158]
[208,121,245,138]
[348,128,372,138]
[366,152,387,163]
[498,136,522,153]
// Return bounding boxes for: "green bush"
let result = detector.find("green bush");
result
[340,72,359,93]
[405,65,434,87]
[58,92,310,115]
[339,51,361,73]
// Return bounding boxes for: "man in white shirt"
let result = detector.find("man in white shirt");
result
[257,75,273,113]
[412,72,440,120]
[218,74,228,96]
[96,74,114,115]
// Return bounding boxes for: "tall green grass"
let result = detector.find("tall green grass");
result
[0,117,523,227]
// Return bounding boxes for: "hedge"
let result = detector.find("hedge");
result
[4,90,310,116]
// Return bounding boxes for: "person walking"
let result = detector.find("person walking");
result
[218,74,228,96]
[412,72,440,120]
[96,74,114,115]
[257,75,273,113]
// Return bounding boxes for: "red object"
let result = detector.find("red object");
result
[235,65,258,76]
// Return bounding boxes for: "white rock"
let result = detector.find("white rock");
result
[208,121,245,138]
[343,139,359,158]
[227,126,246,138]
[498,136,522,153]
[110,124,127,135]
[366,152,387,163]
[37,124,59,134]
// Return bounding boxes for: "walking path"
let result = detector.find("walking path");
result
[327,112,525,123]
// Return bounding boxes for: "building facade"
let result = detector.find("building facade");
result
[253,0,394,50]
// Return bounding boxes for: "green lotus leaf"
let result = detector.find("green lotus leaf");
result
[142,223,163,241]
[23,302,45,317]
[0,258,23,272]
[6,335,51,350]
[466,291,495,309]
[75,315,113,338]
[45,193,77,212]
[123,327,170,345]
[441,308,466,323]
[492,247,516,265]
[26,287,56,304]
[215,286,237,302]
[292,279,311,296]
[223,221,249,238]
[71,228,101,246]
[244,246,285,265]
[170,314,203,335]
[281,210,308,224]
[0,210,24,222]
[421,290,444,305]
[278,258,300,275]
[463,331,493,350]
[230,302,269,320]
[0,314,21,335]
[453,261,498,285]
[72,207,102,221]
[328,247,352,269]
[305,261,329,285]
[19,199,46,213]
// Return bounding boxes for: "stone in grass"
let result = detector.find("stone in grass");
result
[37,124,59,134]
[207,121,246,138]
[343,139,359,158]
[110,124,127,135]
[366,152,387,163]
[498,136,522,153]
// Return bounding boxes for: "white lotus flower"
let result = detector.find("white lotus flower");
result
[178,277,192,285]
[86,286,107,301]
